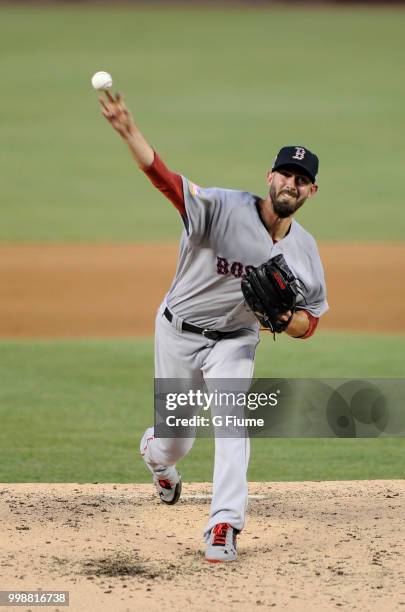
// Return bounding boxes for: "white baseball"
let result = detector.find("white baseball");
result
[91,71,113,91]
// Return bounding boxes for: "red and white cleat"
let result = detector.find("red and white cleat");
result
[205,522,239,563]
[153,468,182,505]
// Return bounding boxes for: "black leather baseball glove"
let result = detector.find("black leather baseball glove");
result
[241,254,300,335]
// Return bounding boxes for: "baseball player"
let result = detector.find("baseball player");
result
[98,91,328,563]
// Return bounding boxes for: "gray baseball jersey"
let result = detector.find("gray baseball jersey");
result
[141,173,328,538]
[165,177,328,331]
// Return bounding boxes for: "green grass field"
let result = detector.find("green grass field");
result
[1,5,404,485]
[1,332,404,483]
[1,5,405,241]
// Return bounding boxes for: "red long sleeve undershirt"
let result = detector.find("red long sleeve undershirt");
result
[143,151,186,215]
[142,151,318,339]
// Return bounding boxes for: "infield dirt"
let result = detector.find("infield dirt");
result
[1,243,405,337]
[1,245,404,611]
[1,481,403,612]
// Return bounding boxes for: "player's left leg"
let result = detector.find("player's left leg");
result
[201,328,259,557]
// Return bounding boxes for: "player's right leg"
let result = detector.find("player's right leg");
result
[139,304,204,504]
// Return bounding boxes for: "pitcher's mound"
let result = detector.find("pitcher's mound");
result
[1,481,403,611]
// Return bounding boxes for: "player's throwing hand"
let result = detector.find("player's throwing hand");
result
[99,91,135,139]
[98,92,154,168]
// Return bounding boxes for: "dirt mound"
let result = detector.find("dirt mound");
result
[0,243,404,337]
[1,481,403,611]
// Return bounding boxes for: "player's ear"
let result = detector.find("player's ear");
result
[266,171,274,186]
[308,183,318,198]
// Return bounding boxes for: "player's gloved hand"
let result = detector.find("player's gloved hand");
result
[241,254,300,336]
[277,310,293,325]
[99,91,135,140]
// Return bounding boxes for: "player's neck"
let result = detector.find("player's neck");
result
[258,197,292,242]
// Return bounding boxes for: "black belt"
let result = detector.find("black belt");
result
[164,307,233,341]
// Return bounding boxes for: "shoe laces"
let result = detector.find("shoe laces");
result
[212,523,231,546]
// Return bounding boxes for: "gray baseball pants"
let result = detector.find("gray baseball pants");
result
[140,303,259,537]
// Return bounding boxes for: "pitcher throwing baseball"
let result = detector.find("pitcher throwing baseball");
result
[98,90,328,562]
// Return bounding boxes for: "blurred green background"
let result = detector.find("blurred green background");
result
[1,332,404,482]
[1,4,404,482]
[1,4,405,241]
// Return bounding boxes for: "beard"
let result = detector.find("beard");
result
[270,184,305,218]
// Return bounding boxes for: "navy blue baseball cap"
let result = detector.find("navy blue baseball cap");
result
[272,145,319,183]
